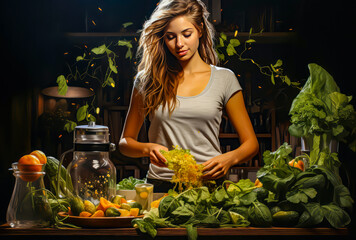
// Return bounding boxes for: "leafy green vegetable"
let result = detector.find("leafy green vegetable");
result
[116,176,145,190]
[248,201,272,227]
[256,145,353,229]
[158,195,180,218]
[289,63,356,173]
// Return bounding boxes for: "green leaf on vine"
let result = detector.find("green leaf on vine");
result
[273,59,283,68]
[125,48,132,59]
[108,57,118,73]
[284,75,291,85]
[219,37,225,47]
[77,104,89,122]
[246,39,256,44]
[122,22,133,28]
[271,73,275,85]
[226,44,237,56]
[229,38,240,47]
[220,32,227,41]
[76,53,86,61]
[91,44,107,55]
[217,52,225,61]
[118,40,132,48]
[56,75,68,95]
[64,120,77,133]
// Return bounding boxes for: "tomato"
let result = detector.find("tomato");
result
[30,150,47,164]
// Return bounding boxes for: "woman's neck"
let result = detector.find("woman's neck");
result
[179,52,208,74]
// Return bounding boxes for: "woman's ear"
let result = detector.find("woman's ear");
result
[199,22,203,38]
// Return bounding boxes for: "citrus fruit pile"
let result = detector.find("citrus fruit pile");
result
[68,195,142,218]
[16,150,47,182]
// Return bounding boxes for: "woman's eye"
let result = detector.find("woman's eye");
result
[184,34,192,38]
[166,35,175,40]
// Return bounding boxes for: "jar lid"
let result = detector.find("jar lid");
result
[74,121,110,144]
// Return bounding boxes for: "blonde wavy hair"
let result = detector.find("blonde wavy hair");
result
[135,0,218,116]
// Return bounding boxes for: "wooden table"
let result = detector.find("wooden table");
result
[0,224,352,240]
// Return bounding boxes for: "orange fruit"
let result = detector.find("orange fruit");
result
[30,150,47,164]
[18,154,42,172]
[18,154,42,182]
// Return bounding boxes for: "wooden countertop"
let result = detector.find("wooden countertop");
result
[0,224,350,237]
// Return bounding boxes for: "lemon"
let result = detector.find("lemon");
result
[139,191,148,199]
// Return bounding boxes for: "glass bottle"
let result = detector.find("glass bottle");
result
[66,122,116,205]
[7,164,52,228]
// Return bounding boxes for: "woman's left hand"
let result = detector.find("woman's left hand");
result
[201,153,235,180]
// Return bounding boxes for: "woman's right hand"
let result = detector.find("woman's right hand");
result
[148,144,169,167]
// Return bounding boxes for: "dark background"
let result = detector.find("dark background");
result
[0,0,355,226]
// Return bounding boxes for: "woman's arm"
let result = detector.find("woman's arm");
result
[119,88,168,167]
[202,90,259,179]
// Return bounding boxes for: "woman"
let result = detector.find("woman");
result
[119,0,259,192]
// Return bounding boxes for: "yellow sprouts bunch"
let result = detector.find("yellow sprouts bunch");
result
[160,146,204,192]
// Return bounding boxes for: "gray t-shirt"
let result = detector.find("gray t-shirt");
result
[134,65,242,180]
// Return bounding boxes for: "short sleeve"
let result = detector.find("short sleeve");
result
[223,70,242,105]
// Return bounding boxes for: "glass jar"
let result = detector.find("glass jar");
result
[66,122,116,205]
[67,151,116,205]
[7,164,52,228]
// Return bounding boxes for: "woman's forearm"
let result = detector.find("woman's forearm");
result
[229,137,259,166]
[118,137,152,158]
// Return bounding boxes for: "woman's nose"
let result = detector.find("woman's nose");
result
[176,36,184,48]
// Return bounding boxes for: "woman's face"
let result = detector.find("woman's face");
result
[164,15,202,62]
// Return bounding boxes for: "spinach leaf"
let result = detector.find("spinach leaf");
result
[185,224,198,240]
[216,209,232,224]
[132,218,157,238]
[228,211,251,226]
[258,172,295,195]
[286,188,317,204]
[210,186,229,207]
[333,185,354,209]
[170,205,194,225]
[292,174,325,191]
[228,206,249,219]
[158,195,180,218]
[239,191,258,206]
[248,201,272,227]
[322,203,351,228]
[297,202,324,227]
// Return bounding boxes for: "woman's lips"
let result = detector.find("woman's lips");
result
[177,50,188,56]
